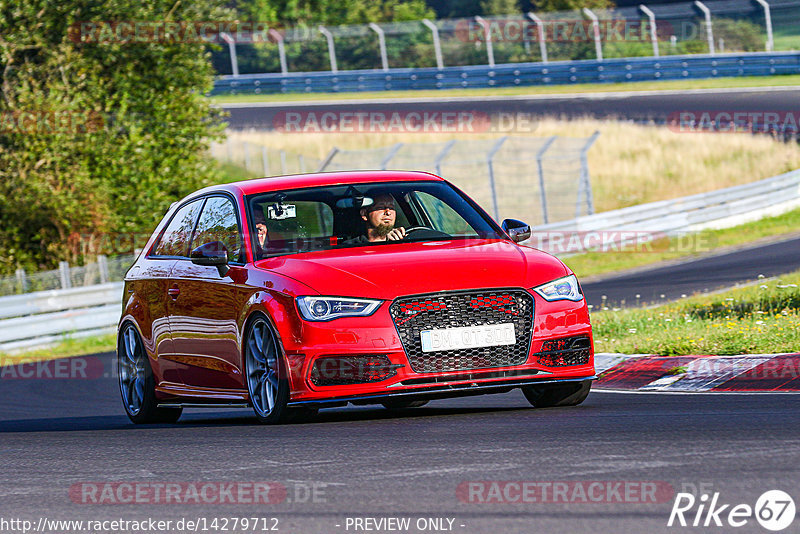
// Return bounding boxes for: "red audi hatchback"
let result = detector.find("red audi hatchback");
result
[118,171,595,424]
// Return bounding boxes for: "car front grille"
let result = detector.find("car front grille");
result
[535,336,592,367]
[389,289,534,373]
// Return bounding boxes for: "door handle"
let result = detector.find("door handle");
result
[168,286,180,299]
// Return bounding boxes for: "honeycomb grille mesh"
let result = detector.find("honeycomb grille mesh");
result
[536,336,591,367]
[390,289,534,373]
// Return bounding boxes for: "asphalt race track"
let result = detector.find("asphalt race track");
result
[1,352,799,534]
[4,88,800,534]
[222,87,800,130]
[580,233,800,308]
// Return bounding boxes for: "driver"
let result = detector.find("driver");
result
[353,193,406,243]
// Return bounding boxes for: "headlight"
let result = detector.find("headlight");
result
[296,296,382,321]
[533,275,583,302]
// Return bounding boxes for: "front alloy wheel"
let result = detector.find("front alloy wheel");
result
[117,323,181,424]
[245,316,291,424]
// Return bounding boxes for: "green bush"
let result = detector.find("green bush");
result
[0,0,230,274]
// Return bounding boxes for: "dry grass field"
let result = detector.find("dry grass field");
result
[226,117,800,213]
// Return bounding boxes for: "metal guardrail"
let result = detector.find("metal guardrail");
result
[0,283,123,353]
[528,167,800,252]
[212,52,800,95]
[2,167,799,352]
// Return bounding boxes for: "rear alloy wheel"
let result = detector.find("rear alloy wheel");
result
[381,399,429,410]
[245,316,292,424]
[118,323,182,424]
[521,380,592,408]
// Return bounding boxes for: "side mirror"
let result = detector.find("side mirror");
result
[191,241,230,277]
[501,219,531,243]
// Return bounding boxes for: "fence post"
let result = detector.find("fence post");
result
[380,143,404,170]
[226,137,233,162]
[98,255,109,284]
[262,145,270,175]
[639,5,659,57]
[433,140,456,176]
[268,29,289,75]
[694,1,715,55]
[15,268,28,293]
[299,154,306,172]
[422,19,444,69]
[369,23,389,71]
[474,16,495,68]
[318,25,338,73]
[536,136,557,224]
[579,131,600,217]
[486,137,508,221]
[280,150,288,174]
[582,8,603,61]
[526,13,548,64]
[59,261,72,289]
[269,29,289,74]
[317,147,340,171]
[244,142,252,171]
[220,33,240,77]
[754,0,774,52]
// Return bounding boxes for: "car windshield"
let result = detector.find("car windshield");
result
[246,180,503,259]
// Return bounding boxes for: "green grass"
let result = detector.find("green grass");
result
[564,207,800,279]
[218,161,259,181]
[592,269,800,355]
[0,333,116,367]
[210,74,800,104]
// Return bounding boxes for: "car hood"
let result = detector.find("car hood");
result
[254,239,568,300]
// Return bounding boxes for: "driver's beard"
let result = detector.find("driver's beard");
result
[373,222,394,237]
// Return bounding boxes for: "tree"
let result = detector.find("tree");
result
[236,0,434,26]
[0,0,229,274]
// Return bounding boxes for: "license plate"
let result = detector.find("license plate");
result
[420,323,516,353]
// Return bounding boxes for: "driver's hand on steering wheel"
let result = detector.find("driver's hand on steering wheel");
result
[386,227,406,241]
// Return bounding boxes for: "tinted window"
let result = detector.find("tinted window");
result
[247,181,501,258]
[152,200,203,257]
[414,191,475,236]
[253,200,334,242]
[190,196,244,263]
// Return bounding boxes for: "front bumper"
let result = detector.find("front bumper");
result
[287,374,596,407]
[282,289,594,404]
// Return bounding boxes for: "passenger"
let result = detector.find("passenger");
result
[352,194,406,243]
[253,211,269,258]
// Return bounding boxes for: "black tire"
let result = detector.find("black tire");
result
[381,399,429,410]
[521,380,592,408]
[117,323,182,424]
[244,315,292,424]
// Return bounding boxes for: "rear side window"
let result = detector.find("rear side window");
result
[151,200,203,257]
[190,196,244,263]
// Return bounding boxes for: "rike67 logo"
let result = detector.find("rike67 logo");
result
[668,490,796,531]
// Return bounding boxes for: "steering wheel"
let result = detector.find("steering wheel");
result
[403,226,434,234]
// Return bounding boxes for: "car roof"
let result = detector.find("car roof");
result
[197,170,445,198]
